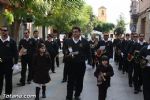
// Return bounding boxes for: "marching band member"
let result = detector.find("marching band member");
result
[0,26,18,100]
[140,37,150,100]
[17,29,36,86]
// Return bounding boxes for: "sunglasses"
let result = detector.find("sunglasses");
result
[24,32,28,34]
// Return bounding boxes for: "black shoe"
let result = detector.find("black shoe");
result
[4,98,11,100]
[134,90,139,94]
[61,80,67,83]
[17,83,25,86]
[52,71,56,73]
[27,81,31,84]
[129,84,132,87]
[66,97,72,100]
[138,89,142,92]
[74,96,81,100]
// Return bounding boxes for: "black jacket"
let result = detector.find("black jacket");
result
[63,38,91,63]
[0,38,18,66]
[32,53,51,84]
[94,64,114,87]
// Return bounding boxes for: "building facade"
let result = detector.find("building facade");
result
[98,6,107,22]
[130,0,150,41]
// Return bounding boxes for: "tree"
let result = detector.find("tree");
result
[114,14,126,35]
[94,21,115,33]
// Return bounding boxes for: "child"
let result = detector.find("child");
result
[32,43,52,100]
[94,55,114,100]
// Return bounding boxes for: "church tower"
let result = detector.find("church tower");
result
[98,6,107,22]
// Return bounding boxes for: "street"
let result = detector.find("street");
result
[3,57,143,100]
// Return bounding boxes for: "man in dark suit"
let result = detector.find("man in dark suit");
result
[63,27,91,100]
[140,37,150,100]
[45,34,58,73]
[0,26,18,100]
[103,33,113,59]
[17,29,36,86]
[52,30,61,67]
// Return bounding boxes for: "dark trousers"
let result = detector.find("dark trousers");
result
[20,57,33,84]
[123,57,128,73]
[55,55,59,67]
[66,62,86,99]
[133,63,142,91]
[128,61,133,86]
[98,85,108,100]
[51,57,55,72]
[114,50,119,63]
[118,55,123,70]
[0,64,13,95]
[62,62,69,81]
[143,67,150,100]
[91,54,96,68]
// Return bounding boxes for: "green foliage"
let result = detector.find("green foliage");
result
[114,14,126,35]
[8,0,93,34]
[94,21,115,33]
[2,9,14,25]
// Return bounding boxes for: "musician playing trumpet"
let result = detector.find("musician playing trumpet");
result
[94,55,114,100]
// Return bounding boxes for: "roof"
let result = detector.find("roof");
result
[99,6,107,9]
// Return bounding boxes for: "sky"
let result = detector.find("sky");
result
[85,0,131,33]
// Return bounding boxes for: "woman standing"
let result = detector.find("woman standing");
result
[32,43,51,100]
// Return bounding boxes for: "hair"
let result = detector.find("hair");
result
[47,34,53,38]
[34,43,50,60]
[72,26,81,32]
[33,30,38,34]
[24,29,30,33]
[68,32,73,38]
[0,26,8,30]
[53,29,58,33]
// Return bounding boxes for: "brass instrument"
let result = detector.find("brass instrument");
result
[127,53,133,62]
[133,50,140,64]
[97,72,106,85]
[140,57,148,68]
[19,46,27,56]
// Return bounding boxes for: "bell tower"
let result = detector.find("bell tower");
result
[98,6,107,22]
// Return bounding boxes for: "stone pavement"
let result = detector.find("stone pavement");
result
[7,58,144,100]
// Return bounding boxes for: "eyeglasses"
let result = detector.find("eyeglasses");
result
[24,32,28,34]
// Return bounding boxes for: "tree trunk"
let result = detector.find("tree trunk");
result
[10,20,21,43]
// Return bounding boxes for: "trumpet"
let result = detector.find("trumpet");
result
[97,72,106,85]
[140,57,148,68]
